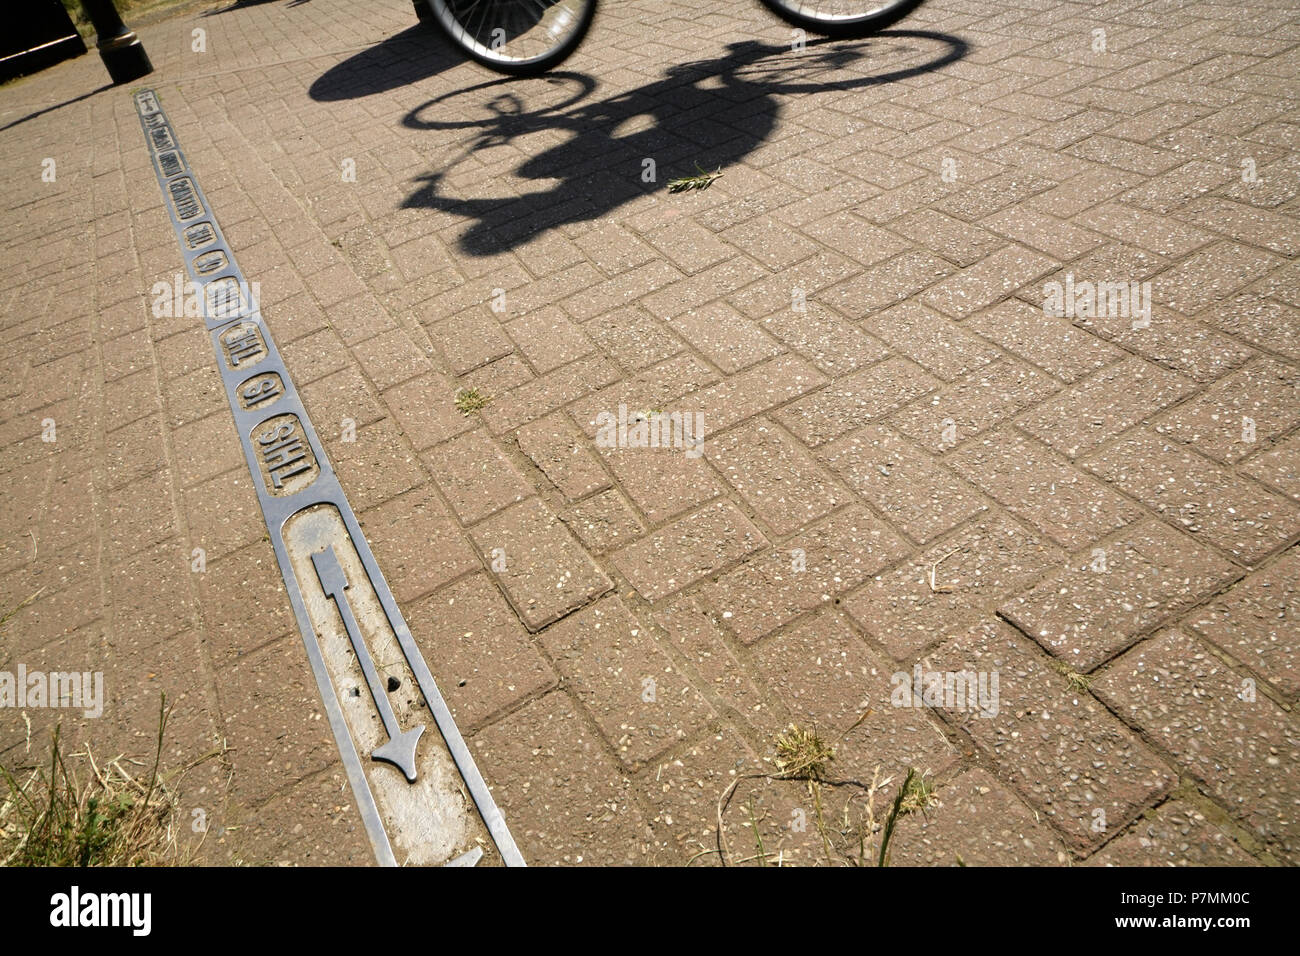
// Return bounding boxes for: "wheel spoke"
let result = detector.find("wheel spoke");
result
[432,0,591,66]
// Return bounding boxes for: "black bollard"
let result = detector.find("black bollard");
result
[79,0,152,84]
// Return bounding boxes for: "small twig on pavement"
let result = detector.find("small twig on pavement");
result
[928,549,959,594]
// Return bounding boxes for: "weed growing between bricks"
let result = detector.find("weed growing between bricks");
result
[0,696,223,866]
[708,723,936,867]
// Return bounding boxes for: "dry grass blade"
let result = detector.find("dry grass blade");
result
[0,694,213,867]
[876,768,936,866]
[666,164,723,193]
[928,549,958,594]
[0,586,45,629]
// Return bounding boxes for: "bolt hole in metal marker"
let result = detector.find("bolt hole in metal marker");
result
[132,89,524,868]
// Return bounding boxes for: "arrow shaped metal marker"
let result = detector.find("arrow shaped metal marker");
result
[312,545,425,782]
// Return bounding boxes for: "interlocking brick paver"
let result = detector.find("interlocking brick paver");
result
[706,420,845,536]
[182,467,264,563]
[561,489,645,554]
[889,769,1069,866]
[775,357,937,448]
[931,170,1056,223]
[678,353,826,435]
[471,691,651,866]
[380,373,474,450]
[104,414,168,489]
[919,245,1058,319]
[844,511,1063,659]
[599,442,721,525]
[570,354,719,439]
[164,364,227,429]
[1073,306,1255,384]
[613,499,766,603]
[892,209,1004,268]
[1185,549,1300,699]
[221,768,370,867]
[931,620,1175,856]
[668,305,784,373]
[862,301,1001,382]
[172,411,245,488]
[1173,196,1300,256]
[1153,357,1300,463]
[728,250,859,320]
[890,357,1059,453]
[1094,630,1299,862]
[1073,201,1217,258]
[539,597,713,768]
[357,483,479,603]
[1083,429,1300,564]
[506,307,597,374]
[756,305,890,376]
[1086,800,1256,867]
[197,544,293,668]
[424,429,532,524]
[515,412,610,500]
[821,249,955,316]
[1241,433,1300,502]
[327,418,427,511]
[425,311,513,375]
[1015,356,1197,459]
[583,306,685,372]
[640,729,763,865]
[1153,241,1284,317]
[405,573,557,732]
[469,498,612,631]
[109,539,195,641]
[1119,159,1238,216]
[963,299,1123,382]
[278,327,352,385]
[654,593,773,725]
[704,505,910,646]
[299,366,385,435]
[999,518,1238,671]
[949,430,1145,551]
[480,354,622,433]
[107,469,179,559]
[1205,293,1300,362]
[817,423,988,544]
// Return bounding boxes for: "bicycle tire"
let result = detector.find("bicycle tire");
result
[757,0,927,38]
[426,0,598,76]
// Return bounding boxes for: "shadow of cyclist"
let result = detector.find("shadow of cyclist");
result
[400,31,967,256]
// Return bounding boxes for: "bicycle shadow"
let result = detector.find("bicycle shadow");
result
[399,31,968,257]
[308,24,460,101]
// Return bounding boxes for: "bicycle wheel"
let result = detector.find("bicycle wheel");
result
[758,0,927,38]
[426,0,598,76]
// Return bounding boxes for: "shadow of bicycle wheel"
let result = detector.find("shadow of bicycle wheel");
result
[308,24,463,102]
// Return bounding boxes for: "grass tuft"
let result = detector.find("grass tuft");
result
[1051,659,1095,692]
[772,723,834,782]
[0,696,206,867]
[454,387,491,415]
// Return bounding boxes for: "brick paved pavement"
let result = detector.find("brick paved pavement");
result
[1,0,1297,865]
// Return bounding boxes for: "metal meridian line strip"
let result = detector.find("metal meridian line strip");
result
[132,88,525,868]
